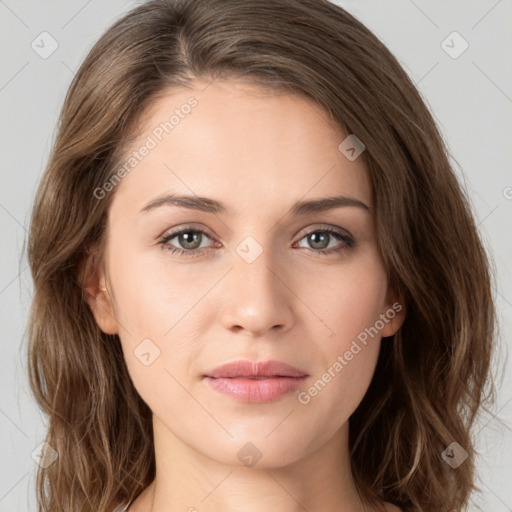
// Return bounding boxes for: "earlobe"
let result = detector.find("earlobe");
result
[380,289,407,338]
[78,250,119,335]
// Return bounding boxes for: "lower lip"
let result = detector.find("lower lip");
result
[204,376,308,403]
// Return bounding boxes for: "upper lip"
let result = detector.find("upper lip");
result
[204,360,308,378]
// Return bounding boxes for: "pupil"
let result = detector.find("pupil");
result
[310,232,329,249]
[180,231,200,249]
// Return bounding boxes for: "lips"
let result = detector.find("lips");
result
[203,360,309,403]
[204,359,308,379]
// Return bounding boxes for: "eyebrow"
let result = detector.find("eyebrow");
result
[140,193,370,215]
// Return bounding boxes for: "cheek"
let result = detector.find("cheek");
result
[108,247,210,399]
[299,249,388,343]
[108,244,192,336]
[297,335,381,455]
[294,253,387,421]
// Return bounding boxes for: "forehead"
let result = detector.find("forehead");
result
[110,79,371,217]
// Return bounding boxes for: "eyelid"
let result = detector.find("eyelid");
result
[293,223,353,241]
[158,222,213,238]
[159,224,218,247]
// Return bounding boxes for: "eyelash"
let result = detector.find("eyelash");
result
[158,225,354,258]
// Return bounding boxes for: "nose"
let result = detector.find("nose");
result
[220,243,294,337]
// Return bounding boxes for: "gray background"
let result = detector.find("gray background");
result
[1,1,511,510]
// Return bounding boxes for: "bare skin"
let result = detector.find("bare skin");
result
[84,78,406,512]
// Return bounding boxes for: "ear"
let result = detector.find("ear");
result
[78,248,119,335]
[380,285,406,338]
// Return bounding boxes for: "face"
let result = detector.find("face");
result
[86,78,405,468]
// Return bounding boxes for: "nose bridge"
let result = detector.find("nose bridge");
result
[220,233,293,334]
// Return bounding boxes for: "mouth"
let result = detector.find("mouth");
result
[203,359,309,403]
[204,359,308,379]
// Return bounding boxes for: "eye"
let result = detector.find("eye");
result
[159,227,215,257]
[158,225,354,258]
[293,227,354,255]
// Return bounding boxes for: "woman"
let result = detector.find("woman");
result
[27,1,497,511]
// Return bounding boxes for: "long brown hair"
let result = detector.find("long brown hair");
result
[27,1,497,511]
